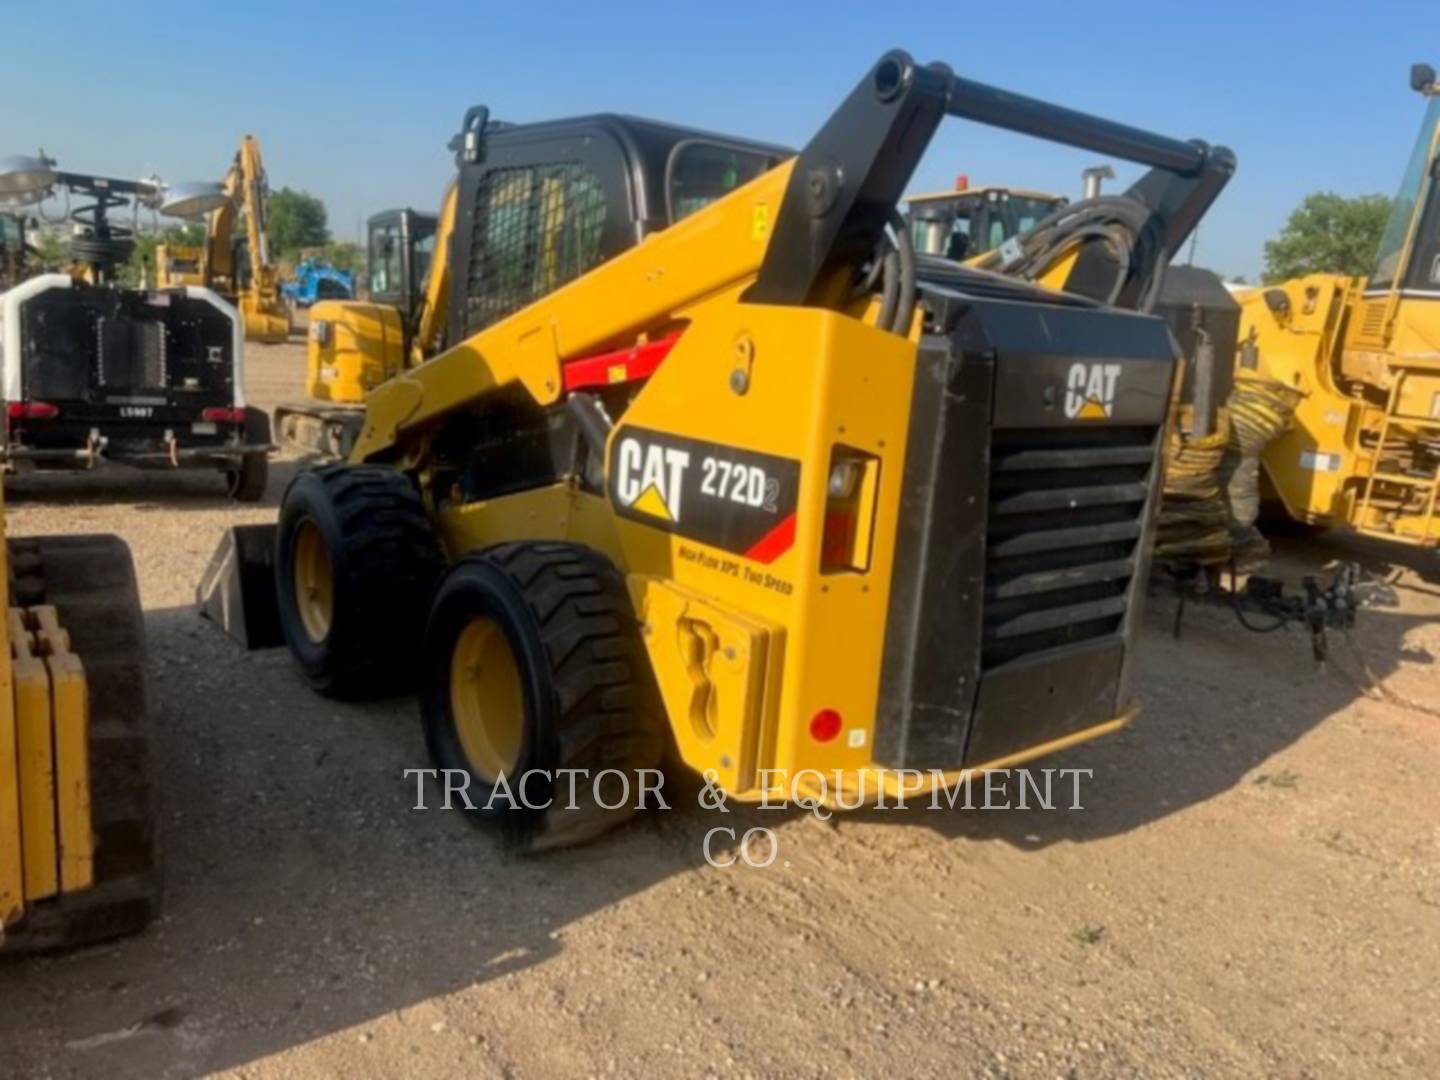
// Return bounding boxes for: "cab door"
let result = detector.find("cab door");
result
[445,126,637,345]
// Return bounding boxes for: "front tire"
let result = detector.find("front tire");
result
[422,542,665,851]
[275,464,444,698]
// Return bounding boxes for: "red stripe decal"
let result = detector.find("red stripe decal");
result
[744,512,797,564]
[562,332,681,392]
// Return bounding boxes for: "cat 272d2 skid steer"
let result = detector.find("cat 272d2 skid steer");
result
[211,52,1235,848]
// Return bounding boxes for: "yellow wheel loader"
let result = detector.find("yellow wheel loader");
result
[211,52,1235,849]
[906,181,1066,260]
[1238,63,1440,547]
[0,508,156,953]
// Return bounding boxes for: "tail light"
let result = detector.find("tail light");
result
[202,406,247,424]
[7,401,59,421]
[809,708,843,743]
[820,447,880,573]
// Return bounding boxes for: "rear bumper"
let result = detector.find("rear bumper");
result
[729,706,1138,806]
[2,409,274,469]
[2,442,275,467]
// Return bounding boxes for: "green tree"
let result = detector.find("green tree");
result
[268,187,330,257]
[31,229,68,271]
[1262,192,1391,283]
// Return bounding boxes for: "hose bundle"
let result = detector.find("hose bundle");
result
[1155,406,1233,563]
[1219,374,1305,545]
[1156,375,1304,568]
[970,195,1168,312]
[856,209,919,336]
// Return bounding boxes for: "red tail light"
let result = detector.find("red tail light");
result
[202,406,247,424]
[7,401,59,420]
[820,448,879,574]
[809,709,843,743]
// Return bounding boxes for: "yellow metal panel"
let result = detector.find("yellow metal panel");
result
[435,484,625,565]
[45,650,92,894]
[0,492,17,929]
[629,578,782,793]
[607,304,917,787]
[412,182,459,363]
[0,624,21,928]
[30,605,69,655]
[12,624,57,903]
[307,301,406,403]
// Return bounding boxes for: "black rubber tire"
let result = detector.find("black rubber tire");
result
[275,464,444,699]
[226,407,272,502]
[3,535,157,955]
[422,542,666,851]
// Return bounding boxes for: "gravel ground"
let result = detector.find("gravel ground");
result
[1,341,1438,1078]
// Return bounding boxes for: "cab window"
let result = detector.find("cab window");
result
[1370,95,1440,292]
[668,143,777,223]
[463,162,609,334]
[369,222,403,298]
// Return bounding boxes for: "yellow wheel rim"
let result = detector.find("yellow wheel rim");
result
[292,520,333,643]
[449,617,524,783]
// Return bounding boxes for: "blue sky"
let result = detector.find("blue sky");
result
[3,0,1436,279]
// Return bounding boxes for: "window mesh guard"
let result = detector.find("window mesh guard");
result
[463,163,608,336]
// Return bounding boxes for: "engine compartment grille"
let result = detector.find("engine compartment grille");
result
[982,426,1158,669]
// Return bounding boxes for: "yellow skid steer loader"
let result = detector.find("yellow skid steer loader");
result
[205,51,1235,849]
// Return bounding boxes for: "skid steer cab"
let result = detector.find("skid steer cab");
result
[206,51,1235,850]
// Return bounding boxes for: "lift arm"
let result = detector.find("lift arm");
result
[353,50,1235,460]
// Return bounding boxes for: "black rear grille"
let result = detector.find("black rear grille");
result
[983,426,1158,669]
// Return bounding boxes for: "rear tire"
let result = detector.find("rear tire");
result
[3,535,156,954]
[226,407,272,502]
[275,464,444,698]
[422,542,665,851]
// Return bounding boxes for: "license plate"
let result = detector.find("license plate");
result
[192,421,217,435]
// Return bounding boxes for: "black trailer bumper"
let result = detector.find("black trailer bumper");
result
[2,407,274,470]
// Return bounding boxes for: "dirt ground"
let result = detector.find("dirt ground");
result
[1,340,1438,1079]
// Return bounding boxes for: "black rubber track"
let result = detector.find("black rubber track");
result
[276,464,445,698]
[3,534,157,955]
[423,542,666,851]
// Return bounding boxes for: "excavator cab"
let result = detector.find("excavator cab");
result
[365,208,437,324]
[906,184,1067,260]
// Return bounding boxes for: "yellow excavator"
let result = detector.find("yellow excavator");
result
[157,135,290,343]
[0,499,155,953]
[1238,62,1440,547]
[273,191,455,457]
[208,52,1235,850]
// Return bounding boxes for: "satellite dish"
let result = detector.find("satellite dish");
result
[0,155,58,198]
[0,187,48,208]
[160,181,228,219]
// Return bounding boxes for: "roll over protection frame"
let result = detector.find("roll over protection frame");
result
[748,49,1236,311]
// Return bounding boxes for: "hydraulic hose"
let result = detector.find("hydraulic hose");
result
[971,194,1166,312]
[1155,375,1304,569]
[870,209,919,336]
